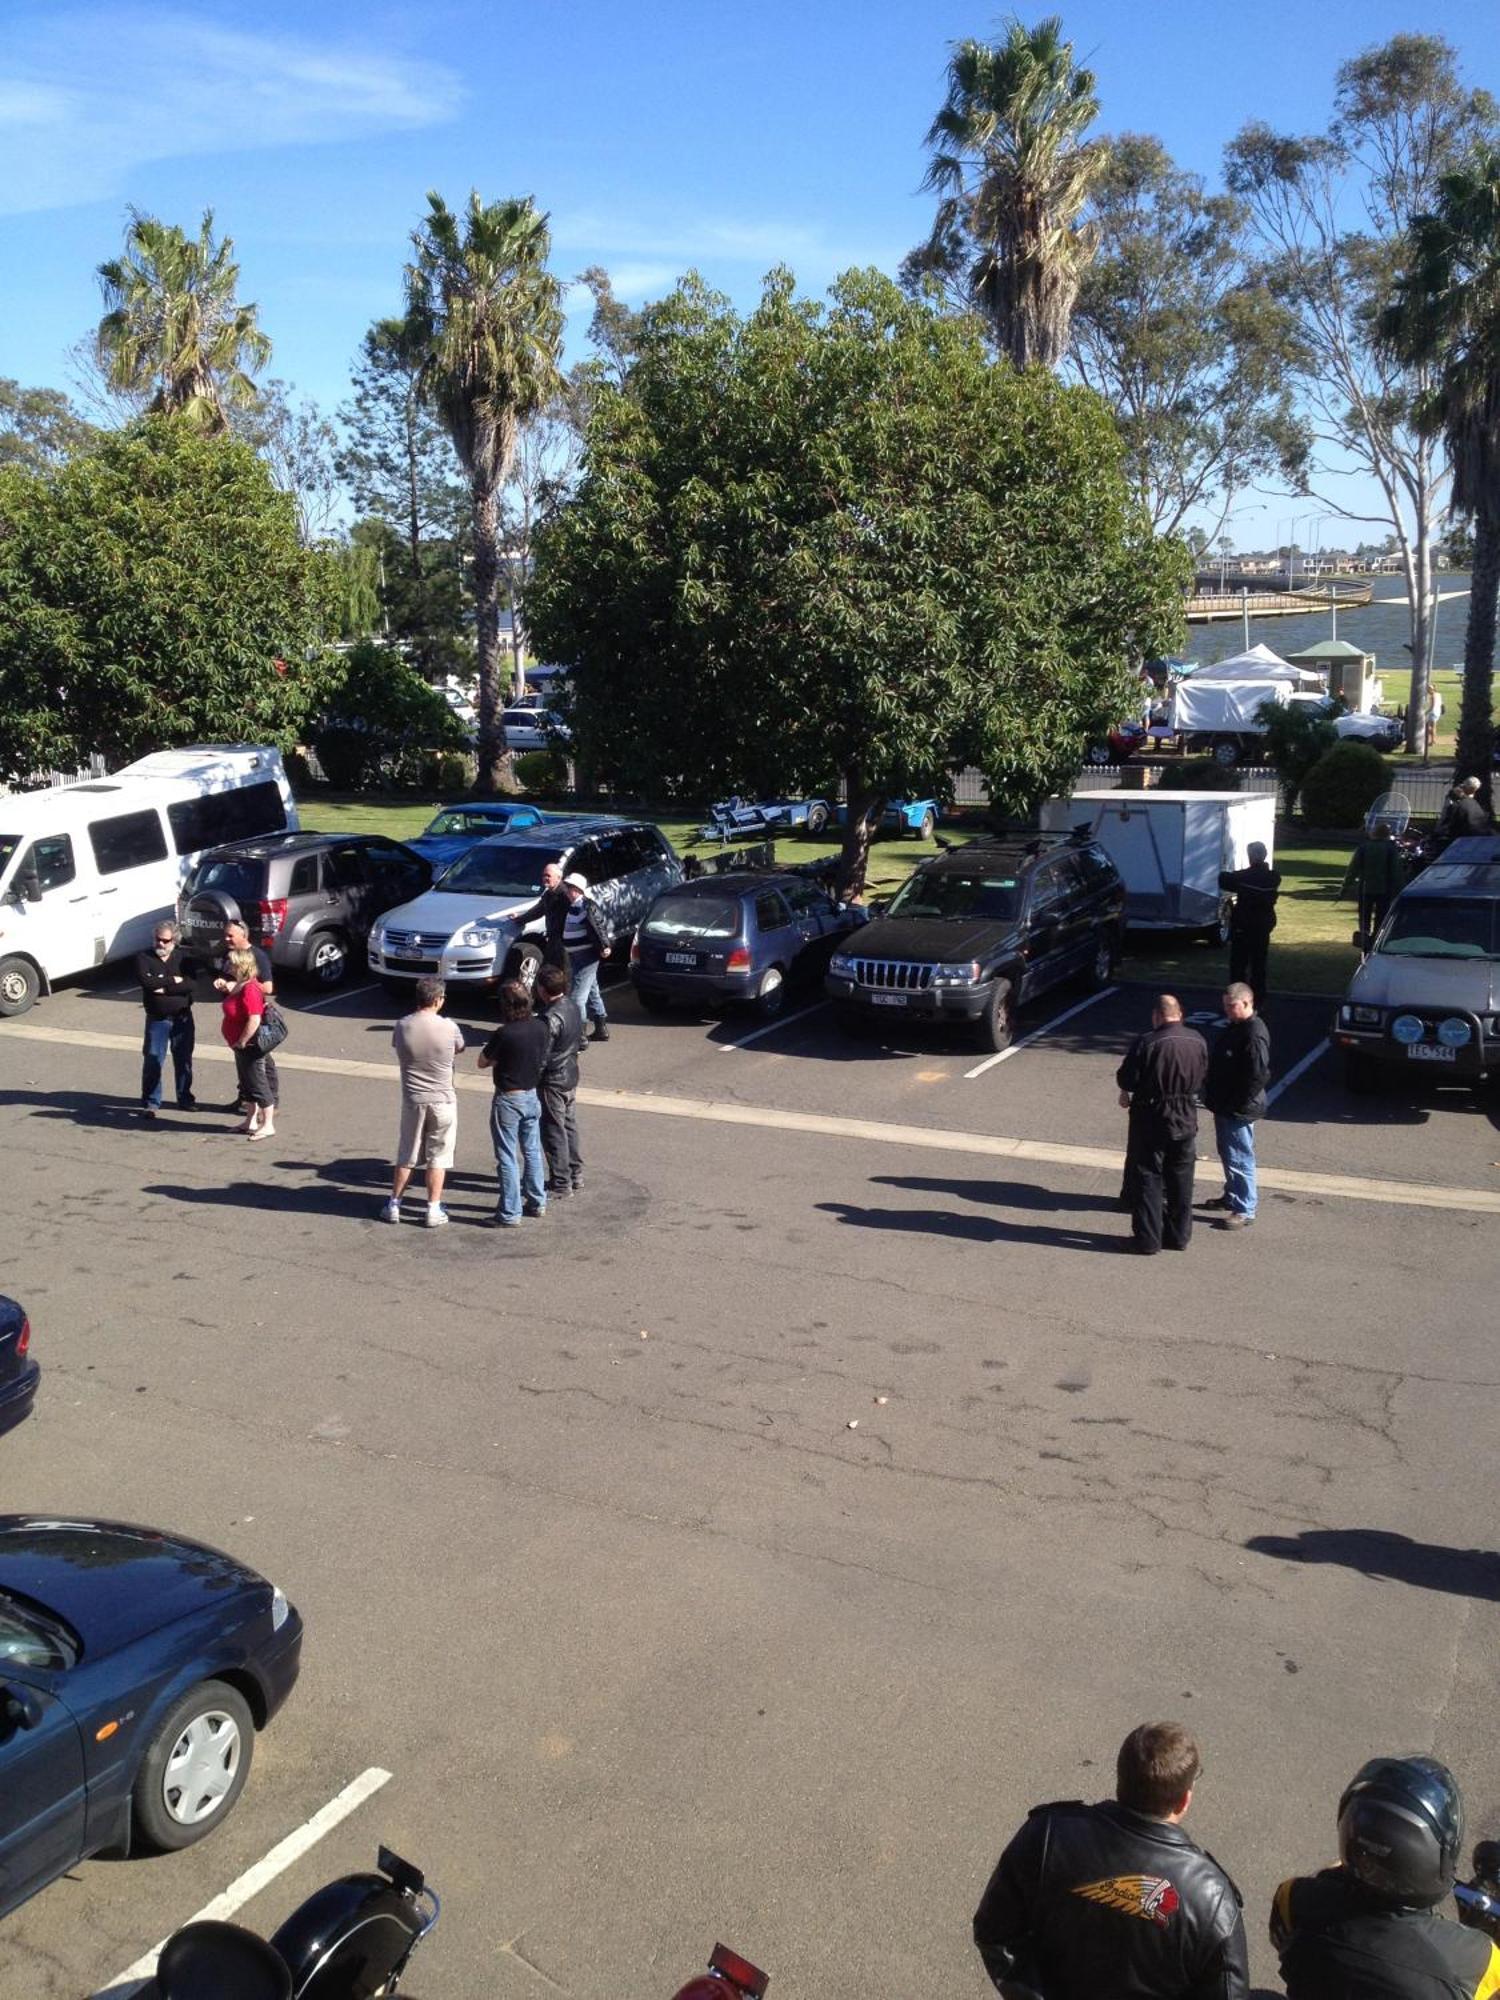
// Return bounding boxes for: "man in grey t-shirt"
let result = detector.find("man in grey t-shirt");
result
[383,977,465,1228]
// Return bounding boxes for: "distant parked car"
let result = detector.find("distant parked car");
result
[179,832,432,987]
[408,801,548,874]
[0,1296,37,1435]
[0,1515,301,1918]
[631,870,867,1016]
[502,708,570,753]
[834,798,942,840]
[1334,711,1404,751]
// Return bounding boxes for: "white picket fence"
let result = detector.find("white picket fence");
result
[0,757,107,798]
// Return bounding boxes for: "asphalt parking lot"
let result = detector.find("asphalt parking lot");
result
[3,958,1499,1997]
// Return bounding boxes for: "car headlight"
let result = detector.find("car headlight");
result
[369,925,385,949]
[931,961,982,985]
[460,925,503,949]
[270,1586,290,1632]
[829,953,854,977]
[1341,1003,1382,1026]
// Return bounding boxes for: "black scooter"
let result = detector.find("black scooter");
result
[151,1846,438,1999]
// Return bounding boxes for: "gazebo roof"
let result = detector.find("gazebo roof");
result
[1286,639,1370,661]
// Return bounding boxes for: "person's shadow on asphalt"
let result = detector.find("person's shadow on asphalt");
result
[870,1174,1122,1215]
[1246,1528,1500,1603]
[818,1195,1122,1254]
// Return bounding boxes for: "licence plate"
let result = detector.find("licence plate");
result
[665,951,699,966]
[871,993,908,1007]
[1407,1043,1456,1063]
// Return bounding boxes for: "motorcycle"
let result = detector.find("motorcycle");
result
[671,1941,770,1998]
[1455,1840,1500,1940]
[151,1846,438,1999]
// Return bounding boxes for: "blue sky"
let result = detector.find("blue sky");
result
[2,1,1497,541]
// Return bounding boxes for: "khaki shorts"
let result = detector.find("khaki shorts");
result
[397,1098,457,1170]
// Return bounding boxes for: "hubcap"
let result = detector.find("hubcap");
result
[163,1710,241,1824]
[0,970,27,1004]
[313,941,344,980]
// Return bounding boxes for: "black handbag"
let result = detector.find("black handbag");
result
[254,1002,288,1056]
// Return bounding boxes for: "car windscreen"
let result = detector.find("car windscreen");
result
[186,856,267,904]
[423,809,512,837]
[436,843,564,896]
[645,894,741,940]
[1379,897,1500,959]
[886,869,1019,922]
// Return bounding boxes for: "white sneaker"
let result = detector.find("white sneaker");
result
[381,1198,401,1224]
[425,1204,450,1228]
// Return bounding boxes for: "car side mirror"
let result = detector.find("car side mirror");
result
[2,1684,43,1730]
[17,870,41,904]
[1352,929,1369,951]
[867,897,889,916]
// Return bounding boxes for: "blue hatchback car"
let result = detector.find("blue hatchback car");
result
[0,1516,303,1917]
[630,870,866,1017]
[408,800,547,874]
[0,1296,38,1435]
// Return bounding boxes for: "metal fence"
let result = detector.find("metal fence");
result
[0,757,107,798]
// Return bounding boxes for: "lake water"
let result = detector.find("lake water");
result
[1188,572,1471,677]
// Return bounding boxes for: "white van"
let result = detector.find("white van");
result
[0,745,297,1016]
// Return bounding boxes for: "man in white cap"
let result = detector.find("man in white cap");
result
[561,871,612,1041]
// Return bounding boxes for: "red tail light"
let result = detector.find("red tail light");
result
[725,947,752,972]
[709,1945,769,1996]
[15,1317,30,1358]
[630,935,641,963]
[255,898,289,940]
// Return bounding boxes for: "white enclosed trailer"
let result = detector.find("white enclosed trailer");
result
[1040,789,1277,933]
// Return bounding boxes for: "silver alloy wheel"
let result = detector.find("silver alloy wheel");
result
[0,964,32,1007]
[309,933,346,983]
[162,1709,242,1825]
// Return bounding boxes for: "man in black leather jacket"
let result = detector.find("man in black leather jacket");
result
[973,1721,1248,2000]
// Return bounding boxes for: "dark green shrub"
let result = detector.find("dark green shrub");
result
[1172,759,1240,791]
[1257,699,1337,810]
[310,725,375,789]
[514,748,570,793]
[421,749,473,792]
[1299,740,1392,829]
[283,749,316,791]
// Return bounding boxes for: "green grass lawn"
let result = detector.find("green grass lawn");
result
[299,791,1365,998]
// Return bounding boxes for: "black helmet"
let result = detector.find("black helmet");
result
[1337,1756,1464,1907]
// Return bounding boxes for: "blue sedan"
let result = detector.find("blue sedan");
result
[408,801,548,874]
[631,870,866,1017]
[0,1516,302,1917]
[0,1296,38,1436]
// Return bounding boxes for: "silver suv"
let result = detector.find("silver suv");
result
[179,833,433,987]
[369,817,681,991]
[1335,835,1500,1091]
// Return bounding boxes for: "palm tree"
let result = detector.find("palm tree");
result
[403,191,563,791]
[96,209,271,432]
[1382,144,1500,793]
[915,15,1107,368]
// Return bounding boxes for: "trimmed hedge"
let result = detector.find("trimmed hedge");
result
[1298,740,1392,830]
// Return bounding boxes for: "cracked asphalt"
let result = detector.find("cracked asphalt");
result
[3,963,1500,1997]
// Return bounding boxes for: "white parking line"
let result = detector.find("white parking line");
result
[298,981,380,1014]
[963,987,1117,1080]
[1266,1036,1331,1109]
[719,1000,828,1052]
[93,1765,392,1998]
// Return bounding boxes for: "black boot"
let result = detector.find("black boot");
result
[589,1021,610,1042]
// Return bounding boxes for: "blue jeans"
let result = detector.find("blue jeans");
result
[141,1012,195,1107]
[490,1089,546,1223]
[1214,1113,1258,1218]
[568,953,606,1022]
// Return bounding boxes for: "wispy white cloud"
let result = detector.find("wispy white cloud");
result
[0,9,463,215]
[554,209,829,267]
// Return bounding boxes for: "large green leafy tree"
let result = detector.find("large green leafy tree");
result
[526,267,1186,890]
[907,16,1108,368]
[1068,136,1305,539]
[0,417,339,781]
[1382,143,1500,791]
[95,209,272,434]
[1226,35,1497,750]
[401,192,564,789]
[0,380,100,472]
[336,318,467,570]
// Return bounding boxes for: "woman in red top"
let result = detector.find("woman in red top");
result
[220,948,276,1140]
